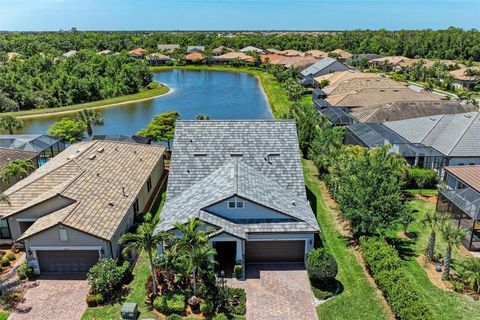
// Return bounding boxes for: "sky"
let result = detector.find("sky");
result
[0,0,479,31]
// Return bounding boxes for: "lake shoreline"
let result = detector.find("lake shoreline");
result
[10,86,172,120]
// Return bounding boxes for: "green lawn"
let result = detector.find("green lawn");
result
[82,186,168,320]
[0,311,10,320]
[303,160,390,320]
[150,65,291,118]
[7,85,169,118]
[388,195,480,320]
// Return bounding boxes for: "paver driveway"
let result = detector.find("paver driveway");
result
[10,276,89,320]
[230,264,318,320]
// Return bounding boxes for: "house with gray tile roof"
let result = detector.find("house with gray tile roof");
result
[155,120,319,276]
[187,46,205,53]
[0,140,165,274]
[300,57,350,78]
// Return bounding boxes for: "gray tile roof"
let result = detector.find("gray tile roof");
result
[156,158,318,236]
[300,57,338,77]
[385,112,480,157]
[187,46,205,53]
[156,120,318,236]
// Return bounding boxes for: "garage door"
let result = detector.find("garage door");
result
[37,250,99,274]
[245,240,305,263]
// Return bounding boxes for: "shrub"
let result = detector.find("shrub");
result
[87,259,129,297]
[153,292,186,314]
[222,287,246,315]
[147,82,160,90]
[211,314,229,320]
[86,293,104,307]
[407,167,439,190]
[0,257,10,267]
[234,264,242,279]
[0,291,21,310]
[200,299,215,315]
[360,237,434,320]
[17,261,34,280]
[5,253,15,261]
[166,315,183,320]
[306,248,338,282]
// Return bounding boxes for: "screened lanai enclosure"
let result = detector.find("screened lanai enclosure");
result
[345,123,445,171]
[437,187,480,251]
[0,135,66,166]
[318,106,358,126]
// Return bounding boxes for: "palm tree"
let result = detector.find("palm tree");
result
[0,115,23,134]
[439,221,467,279]
[1,159,35,184]
[421,211,446,261]
[173,218,216,296]
[460,258,480,292]
[195,114,210,120]
[119,213,171,296]
[76,109,104,136]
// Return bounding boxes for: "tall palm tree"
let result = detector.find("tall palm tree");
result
[439,221,467,279]
[460,258,480,293]
[76,109,104,136]
[120,213,171,296]
[173,218,216,296]
[421,210,446,261]
[0,115,23,134]
[1,159,35,184]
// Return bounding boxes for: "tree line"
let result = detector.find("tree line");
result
[0,50,152,112]
[1,28,479,60]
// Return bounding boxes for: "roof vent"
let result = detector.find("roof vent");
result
[96,173,100,177]
[194,152,207,157]
[108,202,114,207]
[291,201,296,206]
[115,147,118,151]
[186,169,190,173]
[230,152,243,157]
[122,186,128,197]
[88,154,96,160]
[464,114,472,118]
[189,139,193,143]
[97,147,104,153]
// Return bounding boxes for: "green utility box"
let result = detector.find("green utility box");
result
[121,302,138,320]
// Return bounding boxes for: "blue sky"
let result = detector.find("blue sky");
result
[0,0,479,31]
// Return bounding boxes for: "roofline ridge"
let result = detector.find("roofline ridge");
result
[447,112,479,155]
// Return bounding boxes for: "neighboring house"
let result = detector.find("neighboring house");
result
[97,50,114,55]
[239,46,264,54]
[212,52,255,65]
[274,56,319,69]
[212,46,232,56]
[146,53,172,66]
[348,53,384,65]
[7,52,21,60]
[0,135,66,166]
[304,50,327,59]
[449,67,480,90]
[187,46,206,53]
[265,48,284,55]
[184,52,206,64]
[91,135,151,144]
[281,49,305,57]
[128,48,146,59]
[0,141,165,274]
[345,112,480,172]
[368,56,415,71]
[157,44,181,53]
[260,54,285,64]
[300,57,350,78]
[438,165,480,251]
[329,49,352,61]
[0,148,39,192]
[154,120,319,277]
[61,50,77,59]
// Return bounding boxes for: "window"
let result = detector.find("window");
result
[236,201,244,208]
[227,200,245,209]
[59,229,68,241]
[147,177,152,192]
[228,201,236,208]
[0,219,11,239]
[133,199,139,214]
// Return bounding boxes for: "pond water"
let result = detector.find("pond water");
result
[17,69,273,135]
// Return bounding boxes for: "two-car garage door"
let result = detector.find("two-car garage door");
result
[37,250,100,274]
[245,240,305,263]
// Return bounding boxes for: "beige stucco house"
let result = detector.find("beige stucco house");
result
[0,140,165,275]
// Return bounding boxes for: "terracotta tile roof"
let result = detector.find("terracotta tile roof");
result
[281,49,305,57]
[184,52,206,60]
[214,51,255,62]
[329,49,352,59]
[0,148,38,171]
[449,67,480,81]
[445,166,480,193]
[260,54,284,64]
[272,56,319,69]
[305,50,327,59]
[128,48,146,55]
[0,141,165,240]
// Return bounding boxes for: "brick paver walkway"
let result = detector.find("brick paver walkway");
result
[9,276,89,320]
[230,264,318,320]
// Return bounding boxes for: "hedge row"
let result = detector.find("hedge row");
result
[360,237,434,320]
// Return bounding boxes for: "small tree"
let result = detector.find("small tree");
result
[421,210,445,261]
[306,248,338,282]
[439,221,467,279]
[0,115,23,134]
[48,117,86,143]
[120,213,171,297]
[87,259,128,297]
[137,111,180,150]
[76,109,104,136]
[1,159,35,184]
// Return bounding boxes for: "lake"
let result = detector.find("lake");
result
[17,69,273,135]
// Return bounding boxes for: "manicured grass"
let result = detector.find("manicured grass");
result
[388,197,480,320]
[81,186,168,320]
[150,65,291,118]
[303,160,390,320]
[0,311,9,320]
[405,188,438,197]
[7,85,169,118]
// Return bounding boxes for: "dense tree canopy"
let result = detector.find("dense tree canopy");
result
[1,28,479,60]
[0,50,152,111]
